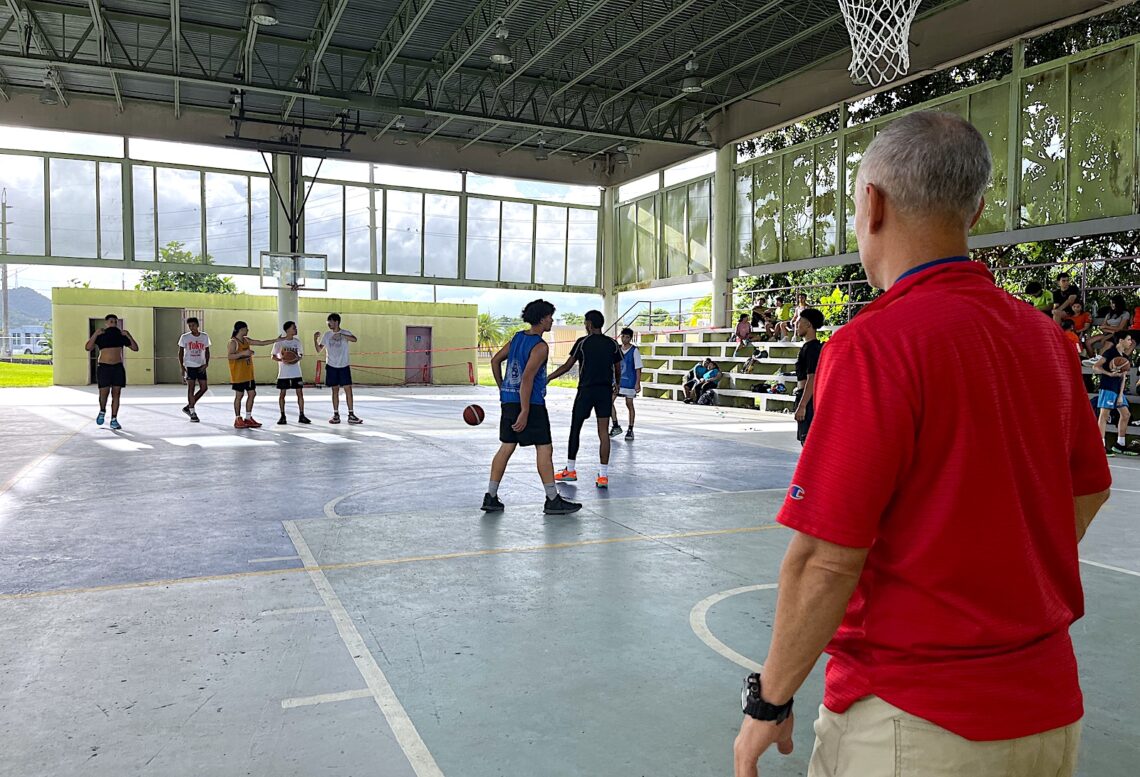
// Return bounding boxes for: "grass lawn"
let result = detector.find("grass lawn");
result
[5,353,52,361]
[476,359,578,390]
[0,362,53,387]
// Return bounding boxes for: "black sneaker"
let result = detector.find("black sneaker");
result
[182,405,191,417]
[277,414,287,425]
[481,493,504,512]
[609,424,622,438]
[1115,442,1138,456]
[1106,445,1118,457]
[625,428,634,441]
[544,494,582,515]
[189,410,200,423]
[298,414,312,424]
[347,412,363,425]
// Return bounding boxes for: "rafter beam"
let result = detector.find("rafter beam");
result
[170,0,180,118]
[428,0,526,102]
[492,0,610,101]
[282,0,350,120]
[356,0,438,97]
[6,0,66,100]
[460,122,500,149]
[85,0,122,111]
[415,116,452,147]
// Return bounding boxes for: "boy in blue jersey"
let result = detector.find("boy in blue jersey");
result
[482,299,582,515]
[609,327,642,440]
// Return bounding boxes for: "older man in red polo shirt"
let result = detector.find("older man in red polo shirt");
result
[733,111,1112,777]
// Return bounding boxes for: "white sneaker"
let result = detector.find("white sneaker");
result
[1082,357,1098,366]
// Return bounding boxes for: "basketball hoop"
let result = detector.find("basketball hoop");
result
[838,0,922,87]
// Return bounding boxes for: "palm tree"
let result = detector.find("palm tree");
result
[477,313,505,356]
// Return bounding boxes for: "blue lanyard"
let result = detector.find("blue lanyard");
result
[896,256,970,284]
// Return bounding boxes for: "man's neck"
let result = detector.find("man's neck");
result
[526,326,544,336]
[876,226,969,291]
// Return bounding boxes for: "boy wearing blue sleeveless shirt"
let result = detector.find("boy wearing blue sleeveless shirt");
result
[609,327,642,440]
[482,299,581,515]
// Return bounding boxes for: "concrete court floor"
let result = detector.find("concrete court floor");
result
[0,384,1137,777]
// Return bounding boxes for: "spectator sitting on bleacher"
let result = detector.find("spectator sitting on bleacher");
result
[1024,281,1053,315]
[733,314,753,356]
[1084,294,1131,362]
[773,296,793,335]
[1068,301,1091,354]
[776,293,809,341]
[1092,329,1135,456]
[682,358,720,404]
[1050,272,1082,323]
[1060,319,1081,355]
[750,304,775,341]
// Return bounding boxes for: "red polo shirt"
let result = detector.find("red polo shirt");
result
[777,259,1111,741]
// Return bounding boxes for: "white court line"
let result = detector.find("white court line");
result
[164,435,277,448]
[1080,559,1140,578]
[283,520,444,777]
[287,432,358,445]
[353,430,407,441]
[1110,463,1140,472]
[1111,487,1140,494]
[248,555,301,564]
[688,584,778,673]
[281,688,373,709]
[690,481,730,493]
[259,606,327,616]
[677,422,798,434]
[94,438,153,452]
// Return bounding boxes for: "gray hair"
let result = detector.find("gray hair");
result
[858,111,992,226]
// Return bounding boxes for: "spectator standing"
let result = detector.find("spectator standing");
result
[792,309,825,446]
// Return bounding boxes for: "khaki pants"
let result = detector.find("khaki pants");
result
[807,696,1081,777]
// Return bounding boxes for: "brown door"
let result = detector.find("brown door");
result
[405,327,432,384]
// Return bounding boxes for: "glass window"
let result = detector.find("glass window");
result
[932,97,968,118]
[566,208,598,287]
[1068,47,1135,222]
[345,186,371,273]
[132,165,156,261]
[205,173,249,267]
[844,126,874,251]
[635,197,656,283]
[1019,65,1067,227]
[0,125,123,156]
[465,197,500,281]
[618,173,658,204]
[783,149,814,261]
[814,141,838,256]
[386,189,423,276]
[304,182,343,271]
[424,194,459,279]
[734,168,753,269]
[662,187,687,278]
[50,158,98,259]
[753,157,781,263]
[156,167,203,257]
[534,205,567,285]
[131,138,263,173]
[663,152,716,188]
[98,162,124,260]
[304,157,371,183]
[688,177,711,274]
[375,164,463,192]
[969,84,1010,234]
[617,203,637,286]
[251,177,271,265]
[467,173,598,205]
[500,201,534,283]
[0,154,45,255]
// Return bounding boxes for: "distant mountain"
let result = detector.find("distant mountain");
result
[0,287,52,329]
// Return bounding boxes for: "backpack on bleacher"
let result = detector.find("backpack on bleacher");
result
[697,388,718,406]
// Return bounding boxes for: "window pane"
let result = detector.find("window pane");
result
[467,173,598,205]
[662,187,687,278]
[98,162,123,259]
[304,182,343,271]
[932,97,968,118]
[0,155,45,255]
[50,158,98,258]
[465,197,499,281]
[753,157,781,264]
[345,186,371,273]
[1,125,122,156]
[1068,47,1135,221]
[375,164,463,192]
[534,205,567,285]
[304,157,371,183]
[156,167,202,257]
[1020,65,1067,227]
[617,203,637,285]
[635,197,656,282]
[132,165,156,261]
[734,168,753,269]
[618,173,658,204]
[814,141,838,256]
[251,176,270,265]
[566,208,597,287]
[783,149,813,261]
[424,194,459,279]
[844,126,874,251]
[500,201,534,283]
[688,177,711,274]
[386,189,422,276]
[131,138,262,172]
[970,84,1010,234]
[663,152,716,188]
[205,173,249,267]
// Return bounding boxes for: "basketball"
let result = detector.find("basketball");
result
[463,404,485,426]
[281,350,300,364]
[1110,356,1131,374]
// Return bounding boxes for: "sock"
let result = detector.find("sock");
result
[1118,436,1127,446]
[245,413,253,420]
[543,482,558,500]
[488,480,500,497]
[565,459,576,471]
[599,464,609,477]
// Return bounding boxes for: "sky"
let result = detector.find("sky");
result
[0,124,711,320]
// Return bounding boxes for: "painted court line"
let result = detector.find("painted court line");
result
[164,435,277,448]
[284,520,445,777]
[259,606,327,617]
[280,688,373,709]
[248,555,301,564]
[689,584,778,673]
[353,430,407,441]
[286,432,358,445]
[0,425,86,497]
[1080,559,1140,578]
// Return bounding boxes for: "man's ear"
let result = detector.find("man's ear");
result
[968,197,986,230]
[864,182,886,234]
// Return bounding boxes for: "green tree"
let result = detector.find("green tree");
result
[633,307,677,328]
[561,312,585,325]
[477,313,505,354]
[136,242,238,294]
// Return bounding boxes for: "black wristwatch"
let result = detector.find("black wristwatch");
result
[741,673,793,723]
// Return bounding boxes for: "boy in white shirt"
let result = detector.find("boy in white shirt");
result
[314,312,363,424]
[272,321,310,425]
[177,316,211,423]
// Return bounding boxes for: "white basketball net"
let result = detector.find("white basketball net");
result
[838,0,922,87]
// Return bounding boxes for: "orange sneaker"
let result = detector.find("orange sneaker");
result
[244,417,263,429]
[554,468,577,482]
[234,417,247,428]
[595,475,609,489]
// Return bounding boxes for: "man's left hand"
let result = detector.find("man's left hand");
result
[733,714,794,777]
[794,405,806,422]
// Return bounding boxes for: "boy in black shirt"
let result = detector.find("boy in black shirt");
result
[84,313,139,429]
[1093,330,1135,455]
[793,308,825,446]
[549,310,622,488]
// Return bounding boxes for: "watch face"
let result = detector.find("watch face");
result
[741,682,748,712]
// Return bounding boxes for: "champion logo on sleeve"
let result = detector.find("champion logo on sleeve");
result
[788,485,806,501]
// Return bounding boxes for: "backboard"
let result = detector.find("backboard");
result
[258,252,329,291]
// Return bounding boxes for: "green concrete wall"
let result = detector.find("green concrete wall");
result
[51,289,477,387]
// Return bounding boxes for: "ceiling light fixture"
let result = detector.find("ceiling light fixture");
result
[534,134,548,161]
[614,145,631,165]
[39,70,59,106]
[694,122,714,147]
[490,22,513,65]
[251,2,279,26]
[392,117,409,146]
[681,56,703,93]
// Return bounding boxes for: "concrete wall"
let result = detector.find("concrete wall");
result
[51,288,477,387]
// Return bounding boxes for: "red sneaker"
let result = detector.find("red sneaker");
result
[234,417,247,428]
[244,417,263,429]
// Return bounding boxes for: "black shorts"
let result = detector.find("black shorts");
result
[185,366,207,381]
[499,403,552,447]
[96,363,126,388]
[325,365,353,387]
[795,397,814,445]
[232,380,256,393]
[276,377,304,390]
[572,386,613,420]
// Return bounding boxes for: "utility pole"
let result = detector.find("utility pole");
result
[1,189,9,358]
